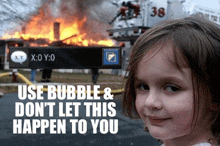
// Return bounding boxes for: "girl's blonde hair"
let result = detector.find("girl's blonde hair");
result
[123,16,220,144]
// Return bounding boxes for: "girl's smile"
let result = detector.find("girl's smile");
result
[146,116,172,125]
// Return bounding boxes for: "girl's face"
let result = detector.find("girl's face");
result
[134,46,210,141]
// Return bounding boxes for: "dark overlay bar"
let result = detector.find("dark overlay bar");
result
[9,47,121,69]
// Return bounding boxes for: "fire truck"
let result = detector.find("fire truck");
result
[107,0,186,45]
[107,0,186,74]
[107,0,220,74]
[107,0,220,44]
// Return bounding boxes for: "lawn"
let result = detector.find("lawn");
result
[0,69,125,96]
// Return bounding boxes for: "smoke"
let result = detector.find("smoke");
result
[58,0,113,40]
[0,0,117,40]
[37,0,115,40]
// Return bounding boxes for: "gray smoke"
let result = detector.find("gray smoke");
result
[0,0,117,40]
[39,0,117,40]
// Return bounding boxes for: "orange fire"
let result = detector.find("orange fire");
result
[2,8,114,47]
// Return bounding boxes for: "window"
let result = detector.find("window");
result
[204,14,209,19]
[211,15,217,22]
[196,12,204,17]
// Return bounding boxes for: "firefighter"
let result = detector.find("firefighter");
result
[0,57,3,70]
[91,68,99,84]
[30,69,37,83]
[109,1,140,24]
[41,69,52,82]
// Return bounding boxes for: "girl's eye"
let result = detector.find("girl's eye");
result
[164,85,180,92]
[136,84,149,91]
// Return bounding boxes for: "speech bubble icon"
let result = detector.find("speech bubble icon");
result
[11,51,27,64]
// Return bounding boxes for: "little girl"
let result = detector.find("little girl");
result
[123,16,220,146]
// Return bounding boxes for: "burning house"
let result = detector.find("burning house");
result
[0,0,117,72]
[2,0,115,47]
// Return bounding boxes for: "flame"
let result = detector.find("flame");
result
[2,8,114,47]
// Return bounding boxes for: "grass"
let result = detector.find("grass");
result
[0,69,125,97]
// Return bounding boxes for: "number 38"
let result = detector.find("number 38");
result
[151,7,165,17]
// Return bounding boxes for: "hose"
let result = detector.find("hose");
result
[0,72,124,95]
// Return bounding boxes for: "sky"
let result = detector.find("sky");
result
[155,0,220,12]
